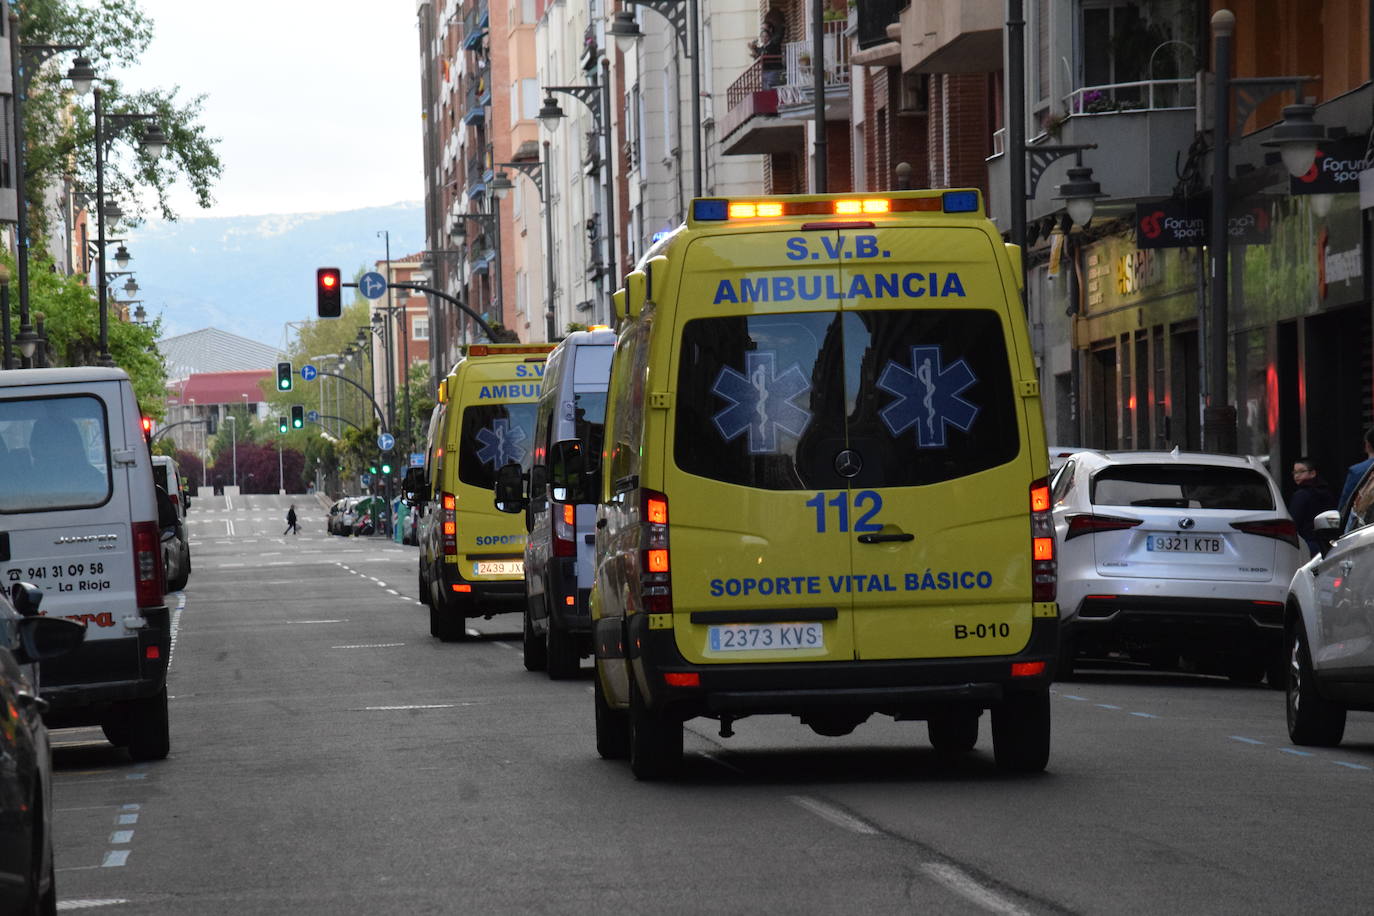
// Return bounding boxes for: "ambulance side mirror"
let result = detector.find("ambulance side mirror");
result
[494,462,527,513]
[624,270,647,319]
[1004,243,1024,293]
[403,466,427,508]
[643,255,669,306]
[612,288,627,322]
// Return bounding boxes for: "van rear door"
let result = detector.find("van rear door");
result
[833,225,1037,660]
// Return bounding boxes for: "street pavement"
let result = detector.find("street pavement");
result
[46,493,1374,913]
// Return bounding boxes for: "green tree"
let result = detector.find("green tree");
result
[19,0,223,234]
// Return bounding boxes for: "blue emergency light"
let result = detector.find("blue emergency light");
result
[942,190,979,213]
[693,199,730,221]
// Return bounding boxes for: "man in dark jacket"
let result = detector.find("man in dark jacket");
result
[1290,457,1336,556]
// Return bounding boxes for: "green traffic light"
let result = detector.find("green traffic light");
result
[277,417,287,433]
[381,463,391,474]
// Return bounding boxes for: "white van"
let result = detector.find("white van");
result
[0,367,174,760]
[497,328,615,677]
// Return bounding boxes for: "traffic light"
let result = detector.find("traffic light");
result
[291,405,304,429]
[140,416,153,444]
[278,416,288,434]
[317,267,342,317]
[277,361,293,391]
[369,464,378,475]
[380,462,392,474]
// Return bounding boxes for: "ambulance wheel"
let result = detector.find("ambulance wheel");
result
[418,569,431,606]
[628,678,681,780]
[523,608,547,672]
[126,688,170,762]
[431,606,467,641]
[101,717,130,748]
[594,667,629,760]
[546,621,579,680]
[927,709,979,753]
[992,690,1050,774]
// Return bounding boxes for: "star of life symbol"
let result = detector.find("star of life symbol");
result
[876,345,979,448]
[475,418,528,468]
[711,351,813,454]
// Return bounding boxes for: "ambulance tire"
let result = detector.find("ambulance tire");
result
[545,620,579,680]
[594,667,630,760]
[628,678,682,780]
[927,709,979,753]
[127,688,170,762]
[418,569,431,606]
[523,607,548,671]
[991,690,1050,774]
[101,718,130,748]
[431,607,467,642]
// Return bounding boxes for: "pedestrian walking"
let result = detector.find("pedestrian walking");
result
[284,503,299,536]
[1289,457,1336,556]
[1339,427,1374,513]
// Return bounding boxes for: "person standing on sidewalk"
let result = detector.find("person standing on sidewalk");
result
[1290,458,1335,556]
[284,503,299,536]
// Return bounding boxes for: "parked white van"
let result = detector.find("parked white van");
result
[0,367,173,760]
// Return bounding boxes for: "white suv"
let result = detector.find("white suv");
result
[1052,449,1303,683]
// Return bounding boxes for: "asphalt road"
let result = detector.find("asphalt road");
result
[47,493,1374,913]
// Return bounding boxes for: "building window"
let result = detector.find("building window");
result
[413,318,430,341]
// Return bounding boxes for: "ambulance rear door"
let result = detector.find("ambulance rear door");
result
[832,223,1036,660]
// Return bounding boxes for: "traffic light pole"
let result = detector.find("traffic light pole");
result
[313,371,389,432]
[342,281,513,342]
[150,417,209,443]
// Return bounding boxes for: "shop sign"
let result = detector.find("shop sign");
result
[1135,197,1272,249]
[1291,136,1374,196]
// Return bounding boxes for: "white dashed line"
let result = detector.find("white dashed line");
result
[921,863,1032,916]
[788,795,879,835]
[101,850,130,868]
[332,643,406,649]
[56,898,131,909]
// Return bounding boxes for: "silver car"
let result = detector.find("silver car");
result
[1052,449,1303,683]
[1285,464,1374,745]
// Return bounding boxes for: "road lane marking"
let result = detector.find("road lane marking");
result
[101,851,130,867]
[921,863,1032,916]
[1062,695,1088,701]
[110,830,134,844]
[1230,736,1266,745]
[1280,747,1315,757]
[1095,704,1121,710]
[56,898,131,909]
[363,704,458,711]
[117,814,138,825]
[1334,761,1372,770]
[285,619,346,624]
[788,795,879,835]
[332,643,405,649]
[1129,712,1158,718]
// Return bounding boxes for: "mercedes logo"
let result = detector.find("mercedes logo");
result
[834,449,863,478]
[1178,517,1196,530]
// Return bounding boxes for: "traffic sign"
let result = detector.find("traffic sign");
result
[359,271,387,300]
[378,432,396,452]
[301,364,318,381]
[409,452,425,467]
[307,410,320,422]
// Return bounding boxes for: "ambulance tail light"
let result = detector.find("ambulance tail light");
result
[553,502,576,557]
[1030,479,1056,603]
[132,521,163,608]
[641,489,671,613]
[441,492,458,556]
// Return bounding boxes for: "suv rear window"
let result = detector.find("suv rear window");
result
[674,309,1019,490]
[1091,464,1275,510]
[0,395,112,512]
[458,403,538,489]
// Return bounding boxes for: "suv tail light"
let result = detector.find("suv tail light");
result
[441,492,457,555]
[1065,513,1144,540]
[132,521,163,608]
[1030,479,1056,602]
[1231,519,1299,548]
[641,490,671,613]
[553,502,576,557]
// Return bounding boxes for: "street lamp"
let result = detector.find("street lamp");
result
[493,144,558,341]
[1204,8,1324,453]
[541,65,618,322]
[607,0,701,197]
[9,33,89,368]
[224,414,238,488]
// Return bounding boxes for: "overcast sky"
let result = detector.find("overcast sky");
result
[119,0,425,219]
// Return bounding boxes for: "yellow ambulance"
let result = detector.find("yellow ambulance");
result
[417,342,554,640]
[590,191,1057,778]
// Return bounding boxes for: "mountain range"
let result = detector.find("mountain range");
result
[128,201,426,350]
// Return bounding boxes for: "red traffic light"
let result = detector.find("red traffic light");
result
[317,267,343,318]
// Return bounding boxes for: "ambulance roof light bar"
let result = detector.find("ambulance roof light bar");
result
[692,190,982,223]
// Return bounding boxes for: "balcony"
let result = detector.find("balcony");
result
[466,154,488,198]
[898,0,1001,74]
[463,72,490,125]
[461,0,489,51]
[720,20,849,157]
[985,78,1198,232]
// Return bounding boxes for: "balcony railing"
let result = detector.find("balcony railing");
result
[726,56,784,111]
[1065,78,1196,115]
[776,20,850,108]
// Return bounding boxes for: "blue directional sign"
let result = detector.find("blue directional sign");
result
[409,452,425,468]
[359,271,388,300]
[301,364,318,381]
[378,432,396,452]
[307,410,320,423]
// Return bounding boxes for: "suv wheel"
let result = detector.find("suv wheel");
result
[127,688,170,761]
[628,678,682,780]
[522,607,547,672]
[1287,624,1346,746]
[594,665,629,760]
[991,689,1050,774]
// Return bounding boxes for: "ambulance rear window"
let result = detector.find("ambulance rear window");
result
[0,394,112,512]
[675,309,1019,490]
[457,403,538,489]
